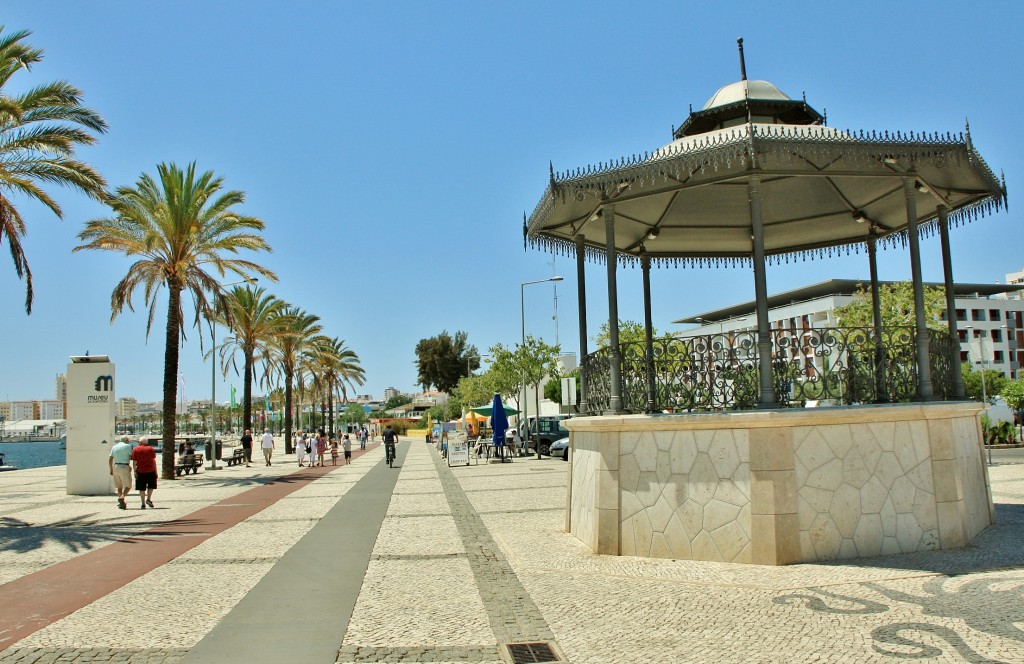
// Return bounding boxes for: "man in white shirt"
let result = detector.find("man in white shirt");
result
[261,430,275,466]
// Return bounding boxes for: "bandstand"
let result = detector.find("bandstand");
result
[524,41,1007,564]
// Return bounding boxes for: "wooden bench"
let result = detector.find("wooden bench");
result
[224,448,246,467]
[174,453,204,476]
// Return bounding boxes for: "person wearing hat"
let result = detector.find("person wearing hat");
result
[108,435,134,510]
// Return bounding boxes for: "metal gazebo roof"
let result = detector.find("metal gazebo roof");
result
[525,94,1006,267]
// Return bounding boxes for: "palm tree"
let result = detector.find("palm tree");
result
[266,307,322,454]
[218,285,287,432]
[311,337,366,436]
[75,162,277,479]
[0,26,107,313]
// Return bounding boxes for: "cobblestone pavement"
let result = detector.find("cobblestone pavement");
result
[2,440,1024,663]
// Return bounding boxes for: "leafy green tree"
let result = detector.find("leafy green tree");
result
[593,320,659,349]
[490,336,561,457]
[0,27,108,313]
[76,162,275,478]
[342,402,367,425]
[1000,380,1024,416]
[453,373,495,410]
[835,282,947,331]
[961,362,1008,404]
[383,394,412,410]
[415,330,479,393]
[544,370,580,408]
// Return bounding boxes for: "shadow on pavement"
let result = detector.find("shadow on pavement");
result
[0,515,207,554]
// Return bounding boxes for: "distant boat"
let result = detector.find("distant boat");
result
[0,451,16,472]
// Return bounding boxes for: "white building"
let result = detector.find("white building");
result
[676,279,1024,380]
[117,397,138,418]
[37,400,64,419]
[9,401,35,420]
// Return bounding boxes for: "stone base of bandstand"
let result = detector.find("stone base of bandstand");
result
[563,402,993,565]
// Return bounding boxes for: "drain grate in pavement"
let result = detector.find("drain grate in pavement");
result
[504,641,561,663]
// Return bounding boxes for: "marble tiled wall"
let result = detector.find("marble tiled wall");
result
[565,403,992,565]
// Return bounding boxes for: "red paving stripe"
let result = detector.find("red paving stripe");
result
[0,445,380,650]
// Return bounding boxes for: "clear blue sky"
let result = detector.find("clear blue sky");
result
[3,1,1022,405]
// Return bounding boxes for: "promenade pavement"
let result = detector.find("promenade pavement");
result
[0,437,1023,663]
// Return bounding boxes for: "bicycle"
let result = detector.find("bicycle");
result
[385,442,395,468]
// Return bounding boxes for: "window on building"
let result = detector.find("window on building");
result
[972,309,985,321]
[956,309,967,321]
[993,330,1003,343]
[990,309,1002,321]
[994,351,1005,363]
[958,330,968,341]
[960,350,969,362]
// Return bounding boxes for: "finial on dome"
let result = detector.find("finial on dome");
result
[737,37,747,81]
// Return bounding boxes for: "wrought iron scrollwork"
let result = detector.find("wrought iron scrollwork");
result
[580,326,957,415]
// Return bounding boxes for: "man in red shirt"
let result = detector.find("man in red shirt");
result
[131,437,158,509]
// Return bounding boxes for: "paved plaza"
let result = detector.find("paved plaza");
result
[1,438,1023,663]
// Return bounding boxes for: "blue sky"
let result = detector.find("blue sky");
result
[3,1,1022,405]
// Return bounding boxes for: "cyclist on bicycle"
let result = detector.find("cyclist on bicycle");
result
[383,425,397,466]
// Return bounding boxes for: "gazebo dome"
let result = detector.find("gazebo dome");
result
[702,79,790,110]
[675,77,824,138]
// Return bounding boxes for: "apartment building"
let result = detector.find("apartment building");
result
[678,279,1024,380]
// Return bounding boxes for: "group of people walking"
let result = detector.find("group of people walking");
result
[295,430,353,466]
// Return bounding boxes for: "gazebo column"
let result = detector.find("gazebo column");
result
[905,176,934,399]
[867,233,888,401]
[749,175,777,406]
[603,206,625,414]
[575,233,589,413]
[938,205,965,398]
[641,253,656,412]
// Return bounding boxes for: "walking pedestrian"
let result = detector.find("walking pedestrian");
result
[316,430,327,467]
[308,431,318,466]
[359,427,367,450]
[261,429,275,466]
[295,430,307,467]
[108,435,133,509]
[342,433,352,464]
[130,436,158,509]
[240,429,253,467]
[330,436,339,466]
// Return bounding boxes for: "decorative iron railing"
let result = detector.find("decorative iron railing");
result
[581,326,958,415]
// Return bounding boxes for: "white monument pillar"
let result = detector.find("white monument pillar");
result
[66,355,116,495]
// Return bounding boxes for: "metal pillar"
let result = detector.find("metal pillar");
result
[868,234,888,401]
[604,206,625,414]
[641,253,656,413]
[748,176,776,406]
[575,233,589,413]
[938,205,965,398]
[905,176,934,399]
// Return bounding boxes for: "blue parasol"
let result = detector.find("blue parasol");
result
[491,392,509,446]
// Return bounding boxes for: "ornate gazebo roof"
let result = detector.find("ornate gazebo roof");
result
[525,64,1006,267]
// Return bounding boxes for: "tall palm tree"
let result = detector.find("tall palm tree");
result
[75,162,276,479]
[0,26,108,313]
[218,285,287,432]
[266,307,322,454]
[311,337,366,436]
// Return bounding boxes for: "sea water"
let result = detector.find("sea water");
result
[0,440,66,469]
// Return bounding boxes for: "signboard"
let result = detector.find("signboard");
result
[447,438,470,466]
[561,377,577,407]
[66,355,116,495]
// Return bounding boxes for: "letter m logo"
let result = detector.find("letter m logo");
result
[94,375,114,392]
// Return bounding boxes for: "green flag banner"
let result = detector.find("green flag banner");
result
[230,386,237,408]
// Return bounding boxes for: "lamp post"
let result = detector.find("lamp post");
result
[521,276,563,459]
[209,280,255,470]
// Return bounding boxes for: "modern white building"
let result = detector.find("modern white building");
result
[117,397,138,418]
[37,400,64,419]
[676,279,1024,380]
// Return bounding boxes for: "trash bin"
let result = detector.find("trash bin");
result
[205,441,212,460]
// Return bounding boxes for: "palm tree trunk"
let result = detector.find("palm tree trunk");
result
[243,345,254,430]
[328,383,335,438]
[284,369,293,454]
[161,285,182,479]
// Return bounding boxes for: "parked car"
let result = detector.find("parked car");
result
[521,415,571,456]
[549,436,569,460]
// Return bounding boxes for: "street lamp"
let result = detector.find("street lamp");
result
[521,276,563,459]
[209,279,255,470]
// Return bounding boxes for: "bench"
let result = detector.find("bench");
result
[174,453,204,476]
[224,448,246,467]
